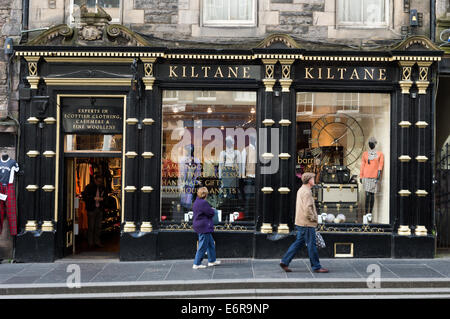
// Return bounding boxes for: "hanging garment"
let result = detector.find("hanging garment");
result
[77,163,91,194]
[77,200,88,231]
[0,184,17,236]
[0,158,19,186]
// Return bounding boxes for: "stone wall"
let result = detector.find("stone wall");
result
[0,0,21,261]
[26,0,432,46]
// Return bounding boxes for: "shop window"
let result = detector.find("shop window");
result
[295,92,390,225]
[69,0,121,25]
[337,0,389,27]
[64,134,122,153]
[161,90,257,225]
[297,92,314,115]
[202,0,257,27]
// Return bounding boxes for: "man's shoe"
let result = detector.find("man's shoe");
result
[208,261,221,266]
[314,268,329,273]
[192,264,207,269]
[279,262,292,272]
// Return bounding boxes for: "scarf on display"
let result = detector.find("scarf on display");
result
[368,149,378,164]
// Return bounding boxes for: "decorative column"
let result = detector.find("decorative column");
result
[397,61,415,236]
[123,88,139,233]
[140,58,157,232]
[414,62,433,236]
[277,60,294,234]
[23,57,43,232]
[260,59,277,234]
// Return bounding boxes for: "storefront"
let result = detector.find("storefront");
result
[12,19,443,261]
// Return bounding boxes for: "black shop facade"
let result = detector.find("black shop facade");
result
[12,26,443,262]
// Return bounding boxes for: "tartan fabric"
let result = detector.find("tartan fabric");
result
[0,184,17,236]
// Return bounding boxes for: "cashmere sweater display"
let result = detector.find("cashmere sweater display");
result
[360,151,384,179]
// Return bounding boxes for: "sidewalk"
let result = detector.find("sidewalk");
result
[0,257,449,284]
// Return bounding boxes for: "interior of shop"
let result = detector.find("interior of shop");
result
[69,156,122,256]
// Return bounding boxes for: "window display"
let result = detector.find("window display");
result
[64,134,122,153]
[161,90,257,224]
[296,92,390,224]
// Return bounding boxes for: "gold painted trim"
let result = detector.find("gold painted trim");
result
[43,117,56,124]
[399,121,412,128]
[260,223,273,234]
[27,117,39,124]
[43,151,56,158]
[399,155,411,162]
[142,152,154,158]
[415,225,428,236]
[44,78,132,86]
[166,54,253,60]
[26,185,39,192]
[416,190,428,197]
[125,151,138,158]
[25,220,38,231]
[44,57,136,63]
[140,222,153,232]
[279,79,292,92]
[262,119,275,127]
[261,153,274,160]
[125,186,137,192]
[123,221,136,232]
[143,118,155,125]
[277,224,290,234]
[416,155,428,162]
[143,77,155,90]
[17,51,164,58]
[334,243,354,258]
[262,78,276,92]
[261,187,274,194]
[26,150,39,158]
[398,225,411,236]
[126,118,138,125]
[42,185,55,192]
[415,81,429,94]
[27,76,40,90]
[304,56,393,62]
[41,221,54,232]
[399,80,413,94]
[279,153,291,160]
[55,94,127,224]
[393,56,441,62]
[398,189,411,197]
[141,186,154,193]
[278,187,290,194]
[279,119,291,126]
[415,121,428,128]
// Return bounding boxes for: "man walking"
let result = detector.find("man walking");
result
[82,175,106,248]
[279,172,329,273]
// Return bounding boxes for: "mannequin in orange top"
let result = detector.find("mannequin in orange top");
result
[359,137,384,217]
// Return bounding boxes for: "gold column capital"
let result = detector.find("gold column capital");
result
[25,220,38,231]
[262,78,276,92]
[260,223,273,234]
[279,78,292,92]
[123,221,136,232]
[398,225,411,236]
[143,77,155,90]
[41,221,54,232]
[277,224,290,234]
[140,222,153,232]
[415,80,429,94]
[415,225,428,236]
[399,80,413,94]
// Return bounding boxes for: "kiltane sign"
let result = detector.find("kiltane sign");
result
[159,64,261,80]
[300,66,389,81]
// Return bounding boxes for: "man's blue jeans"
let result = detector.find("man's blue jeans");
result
[281,226,322,270]
[194,233,217,266]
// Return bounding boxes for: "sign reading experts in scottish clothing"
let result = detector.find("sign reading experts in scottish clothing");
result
[62,104,123,134]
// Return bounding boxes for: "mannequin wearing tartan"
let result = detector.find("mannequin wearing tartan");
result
[0,152,19,236]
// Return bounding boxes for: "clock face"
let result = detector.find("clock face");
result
[310,113,365,166]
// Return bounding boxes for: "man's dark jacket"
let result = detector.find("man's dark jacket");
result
[82,183,107,211]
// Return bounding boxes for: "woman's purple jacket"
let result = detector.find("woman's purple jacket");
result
[192,198,215,234]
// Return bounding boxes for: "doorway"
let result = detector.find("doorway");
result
[64,156,122,258]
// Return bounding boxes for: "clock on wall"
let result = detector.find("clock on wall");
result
[310,113,365,166]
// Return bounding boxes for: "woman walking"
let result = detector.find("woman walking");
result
[192,187,221,269]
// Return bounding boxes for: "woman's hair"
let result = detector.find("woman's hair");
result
[197,187,208,199]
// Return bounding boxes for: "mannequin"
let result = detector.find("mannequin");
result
[219,136,241,200]
[359,137,384,220]
[0,150,19,237]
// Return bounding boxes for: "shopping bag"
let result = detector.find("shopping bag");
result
[315,231,326,249]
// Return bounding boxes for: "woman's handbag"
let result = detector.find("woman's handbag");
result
[315,231,326,249]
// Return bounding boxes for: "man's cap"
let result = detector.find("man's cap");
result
[301,172,315,184]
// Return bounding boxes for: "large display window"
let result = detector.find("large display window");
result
[296,92,390,225]
[161,90,257,224]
